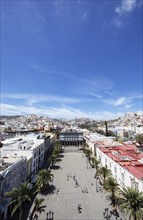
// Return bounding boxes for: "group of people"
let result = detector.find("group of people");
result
[82,187,88,193]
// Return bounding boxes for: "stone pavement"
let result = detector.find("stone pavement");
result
[28,150,123,220]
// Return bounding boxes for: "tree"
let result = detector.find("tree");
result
[97,129,105,135]
[36,169,53,190]
[90,157,96,168]
[97,166,111,181]
[6,183,31,220]
[30,197,45,220]
[33,197,45,219]
[94,159,100,178]
[135,134,143,145]
[105,121,108,136]
[85,148,92,161]
[103,176,120,206]
[118,187,143,220]
[49,154,57,167]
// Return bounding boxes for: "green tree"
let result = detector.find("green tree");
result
[118,187,143,220]
[97,166,112,181]
[6,183,31,220]
[49,154,57,167]
[103,176,120,206]
[85,148,92,161]
[135,134,143,145]
[90,157,96,168]
[36,169,53,190]
[94,159,100,178]
[35,197,45,218]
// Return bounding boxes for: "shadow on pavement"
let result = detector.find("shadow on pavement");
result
[51,165,61,170]
[39,185,56,196]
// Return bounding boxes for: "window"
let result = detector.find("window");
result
[114,166,117,174]
[135,182,139,190]
[121,173,125,181]
[130,177,138,189]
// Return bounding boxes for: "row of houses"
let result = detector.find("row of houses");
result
[0,133,56,220]
[84,132,143,192]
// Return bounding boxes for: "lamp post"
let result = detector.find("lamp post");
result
[96,177,98,192]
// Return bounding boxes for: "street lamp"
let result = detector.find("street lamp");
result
[96,177,98,192]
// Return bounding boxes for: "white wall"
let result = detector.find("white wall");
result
[96,147,143,192]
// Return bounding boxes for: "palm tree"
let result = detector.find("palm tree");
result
[30,197,45,220]
[6,183,31,220]
[94,159,100,178]
[118,187,143,220]
[49,154,57,167]
[103,176,120,206]
[85,148,92,161]
[97,166,111,181]
[34,197,45,219]
[36,169,53,190]
[34,197,44,212]
[91,157,96,168]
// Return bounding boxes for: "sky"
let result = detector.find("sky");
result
[1,0,143,120]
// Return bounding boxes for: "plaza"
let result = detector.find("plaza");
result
[29,148,123,220]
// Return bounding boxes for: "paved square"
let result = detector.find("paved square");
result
[31,150,121,220]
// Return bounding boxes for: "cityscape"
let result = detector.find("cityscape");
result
[1,0,143,220]
[0,112,143,220]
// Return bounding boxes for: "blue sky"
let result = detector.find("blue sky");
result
[1,0,143,119]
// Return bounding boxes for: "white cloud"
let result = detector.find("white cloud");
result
[125,104,132,109]
[114,97,131,106]
[89,93,102,99]
[103,94,142,107]
[2,93,82,105]
[1,103,124,120]
[114,17,123,28]
[114,0,142,28]
[115,0,137,16]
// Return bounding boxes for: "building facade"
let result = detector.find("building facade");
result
[0,157,27,220]
[96,144,143,192]
[59,129,83,146]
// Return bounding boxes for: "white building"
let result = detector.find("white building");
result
[0,156,27,219]
[96,144,143,192]
[84,132,115,155]
[1,134,45,183]
[59,129,83,146]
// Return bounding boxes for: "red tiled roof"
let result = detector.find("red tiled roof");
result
[98,143,143,180]
[127,165,143,180]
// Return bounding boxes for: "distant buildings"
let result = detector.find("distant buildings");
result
[0,113,142,219]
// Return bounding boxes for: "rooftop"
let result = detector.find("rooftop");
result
[99,144,143,180]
